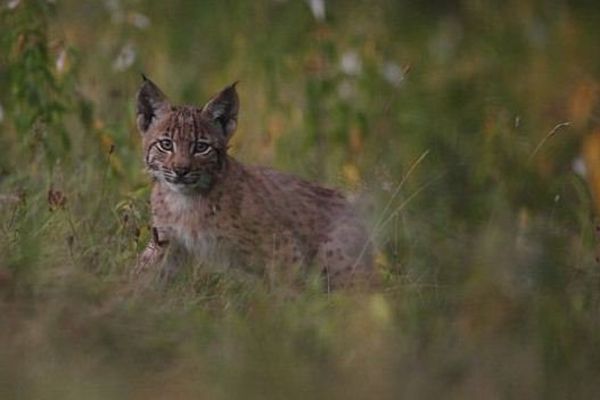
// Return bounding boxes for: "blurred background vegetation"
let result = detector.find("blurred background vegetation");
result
[1,0,600,398]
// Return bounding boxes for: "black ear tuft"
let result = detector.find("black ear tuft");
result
[201,82,240,141]
[136,76,170,134]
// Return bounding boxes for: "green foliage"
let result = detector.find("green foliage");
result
[1,1,67,166]
[1,0,600,398]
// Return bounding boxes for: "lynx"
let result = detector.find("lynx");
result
[134,76,376,290]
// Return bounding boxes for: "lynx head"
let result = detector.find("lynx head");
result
[136,76,239,194]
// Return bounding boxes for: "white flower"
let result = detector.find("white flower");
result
[129,12,150,29]
[7,0,21,10]
[572,156,586,178]
[306,0,325,21]
[55,48,67,73]
[112,43,136,71]
[380,62,405,87]
[340,51,362,76]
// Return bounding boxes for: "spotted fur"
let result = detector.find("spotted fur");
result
[135,77,376,289]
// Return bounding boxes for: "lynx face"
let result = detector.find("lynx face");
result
[136,77,239,194]
[144,108,226,194]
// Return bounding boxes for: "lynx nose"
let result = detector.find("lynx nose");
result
[173,166,190,177]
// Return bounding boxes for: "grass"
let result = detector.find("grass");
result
[1,0,600,398]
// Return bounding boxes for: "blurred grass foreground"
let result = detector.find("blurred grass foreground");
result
[1,0,600,398]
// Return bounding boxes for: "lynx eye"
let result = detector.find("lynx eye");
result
[158,139,173,151]
[193,141,212,155]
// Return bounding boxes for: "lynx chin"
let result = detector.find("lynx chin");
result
[134,76,376,290]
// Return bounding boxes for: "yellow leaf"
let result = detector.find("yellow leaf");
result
[375,250,390,268]
[349,124,363,154]
[583,131,600,213]
[369,294,392,325]
[569,81,598,126]
[342,163,361,186]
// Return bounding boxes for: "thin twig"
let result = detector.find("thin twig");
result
[351,150,431,272]
[374,149,430,230]
[373,177,439,237]
[528,121,571,161]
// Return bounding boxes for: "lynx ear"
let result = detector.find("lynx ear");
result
[201,82,239,140]
[136,75,170,134]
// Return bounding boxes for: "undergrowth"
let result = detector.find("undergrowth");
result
[1,1,600,399]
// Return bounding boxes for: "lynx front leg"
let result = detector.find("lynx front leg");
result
[134,227,190,284]
[134,227,168,276]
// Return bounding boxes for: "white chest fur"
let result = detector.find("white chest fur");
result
[162,191,232,269]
